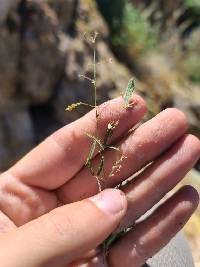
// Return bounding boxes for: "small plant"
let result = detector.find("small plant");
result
[66,32,135,259]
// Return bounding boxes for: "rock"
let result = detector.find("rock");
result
[0,8,20,110]
[18,0,66,104]
[0,0,20,22]
[130,52,200,140]
[48,0,77,31]
[0,0,131,170]
[0,0,199,171]
[0,123,10,169]
[0,106,34,169]
[173,84,200,139]
[133,54,175,115]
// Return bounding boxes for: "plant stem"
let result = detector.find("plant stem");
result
[93,45,97,109]
[93,43,99,135]
[93,34,103,191]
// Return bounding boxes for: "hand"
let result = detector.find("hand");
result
[0,95,199,267]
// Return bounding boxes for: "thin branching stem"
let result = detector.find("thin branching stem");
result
[93,45,97,109]
[65,32,136,259]
[93,35,100,142]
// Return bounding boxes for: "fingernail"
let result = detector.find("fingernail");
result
[89,189,126,215]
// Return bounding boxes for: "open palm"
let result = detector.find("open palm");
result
[0,95,199,267]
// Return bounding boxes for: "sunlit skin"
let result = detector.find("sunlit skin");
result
[0,95,199,267]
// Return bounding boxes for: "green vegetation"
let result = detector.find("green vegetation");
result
[113,3,156,52]
[184,0,200,9]
[181,0,200,83]
[97,0,200,85]
[97,0,156,54]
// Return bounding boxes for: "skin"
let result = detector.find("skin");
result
[0,95,199,267]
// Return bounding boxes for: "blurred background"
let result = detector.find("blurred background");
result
[0,0,199,264]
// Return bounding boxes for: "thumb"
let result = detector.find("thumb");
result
[0,189,127,267]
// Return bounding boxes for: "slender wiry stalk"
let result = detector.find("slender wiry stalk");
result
[65,31,136,261]
[91,32,104,191]
[93,40,97,109]
[92,34,99,143]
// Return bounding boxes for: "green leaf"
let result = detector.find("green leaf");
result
[86,133,105,151]
[124,78,135,108]
[85,140,96,166]
[103,230,127,257]
[104,233,119,250]
[96,154,105,176]
[107,146,120,152]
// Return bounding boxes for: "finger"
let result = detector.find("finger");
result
[0,175,57,226]
[7,95,146,189]
[58,108,188,203]
[0,189,127,267]
[108,186,199,267]
[0,171,15,233]
[0,211,16,233]
[57,134,200,265]
[120,134,200,229]
[70,254,107,267]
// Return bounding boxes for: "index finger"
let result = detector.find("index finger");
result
[5,95,146,190]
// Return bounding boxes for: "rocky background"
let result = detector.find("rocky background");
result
[0,0,200,264]
[0,0,199,170]
[0,0,133,168]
